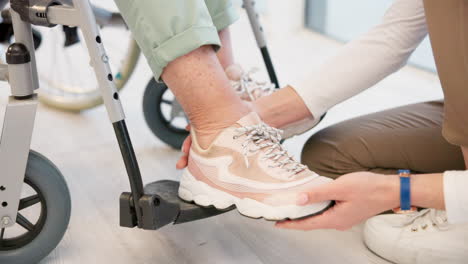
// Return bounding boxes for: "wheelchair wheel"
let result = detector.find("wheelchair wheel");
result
[0,151,71,264]
[34,4,140,111]
[143,78,189,150]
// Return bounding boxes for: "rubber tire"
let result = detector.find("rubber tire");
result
[143,78,189,150]
[0,151,72,264]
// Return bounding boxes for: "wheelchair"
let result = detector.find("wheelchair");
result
[0,0,280,263]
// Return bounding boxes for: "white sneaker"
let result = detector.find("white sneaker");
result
[225,64,275,101]
[363,209,468,264]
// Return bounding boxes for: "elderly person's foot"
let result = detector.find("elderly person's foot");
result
[179,112,334,220]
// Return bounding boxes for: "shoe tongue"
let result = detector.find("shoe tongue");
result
[225,64,244,81]
[234,112,301,174]
[236,112,262,127]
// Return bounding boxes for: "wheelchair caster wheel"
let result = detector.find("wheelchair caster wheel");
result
[0,151,71,264]
[143,78,189,150]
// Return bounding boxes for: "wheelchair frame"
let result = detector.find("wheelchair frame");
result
[0,0,278,234]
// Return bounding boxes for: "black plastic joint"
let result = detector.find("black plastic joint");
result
[119,192,137,228]
[6,43,31,64]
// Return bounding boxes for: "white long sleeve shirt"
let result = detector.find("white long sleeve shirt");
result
[294,0,468,223]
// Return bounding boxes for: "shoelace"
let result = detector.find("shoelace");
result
[233,123,307,178]
[398,209,449,232]
[230,68,275,101]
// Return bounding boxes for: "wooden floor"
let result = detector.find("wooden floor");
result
[0,2,443,263]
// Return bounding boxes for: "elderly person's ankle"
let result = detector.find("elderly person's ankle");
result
[188,102,252,149]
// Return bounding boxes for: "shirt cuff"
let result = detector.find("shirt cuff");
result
[443,171,468,224]
[288,83,328,120]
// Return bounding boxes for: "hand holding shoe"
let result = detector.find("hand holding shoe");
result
[276,172,400,231]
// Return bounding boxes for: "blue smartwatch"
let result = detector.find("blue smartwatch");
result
[393,170,417,214]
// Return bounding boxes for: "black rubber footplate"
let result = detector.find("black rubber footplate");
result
[142,180,233,229]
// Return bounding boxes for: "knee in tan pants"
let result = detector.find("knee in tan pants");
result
[301,127,369,179]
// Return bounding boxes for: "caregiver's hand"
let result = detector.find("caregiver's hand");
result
[176,125,191,170]
[276,172,400,231]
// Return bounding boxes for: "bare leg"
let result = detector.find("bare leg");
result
[163,27,307,147]
[216,28,235,70]
[162,45,251,149]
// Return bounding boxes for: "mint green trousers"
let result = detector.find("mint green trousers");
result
[114,0,239,79]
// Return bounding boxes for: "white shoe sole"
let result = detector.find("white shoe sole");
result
[179,169,333,221]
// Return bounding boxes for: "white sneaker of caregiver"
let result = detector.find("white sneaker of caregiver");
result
[363,209,468,264]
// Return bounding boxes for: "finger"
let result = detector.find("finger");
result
[176,155,188,170]
[176,155,189,170]
[181,135,192,154]
[185,124,191,131]
[278,202,359,231]
[297,182,343,206]
[276,207,336,230]
[276,203,345,230]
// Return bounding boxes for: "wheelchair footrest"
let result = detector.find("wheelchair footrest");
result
[120,180,233,230]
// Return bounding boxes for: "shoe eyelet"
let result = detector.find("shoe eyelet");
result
[421,224,428,230]
[411,227,418,232]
